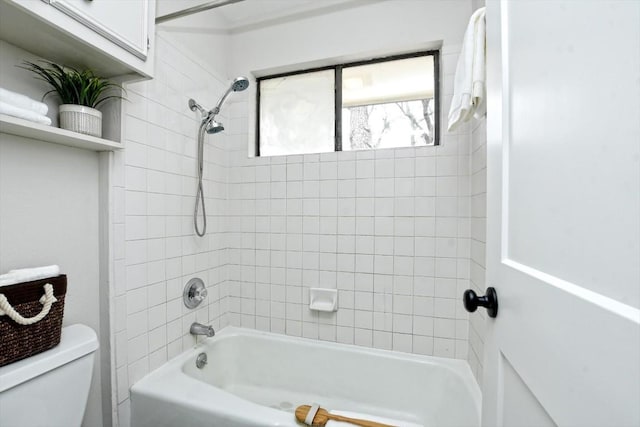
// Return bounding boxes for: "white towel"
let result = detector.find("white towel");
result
[0,265,60,287]
[0,101,52,126]
[447,7,486,132]
[0,87,48,115]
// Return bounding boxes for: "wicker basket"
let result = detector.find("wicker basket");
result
[0,275,67,367]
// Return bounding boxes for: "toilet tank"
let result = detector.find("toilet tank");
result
[0,324,98,427]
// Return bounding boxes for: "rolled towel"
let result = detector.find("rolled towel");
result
[0,265,60,287]
[0,101,52,126]
[0,87,48,115]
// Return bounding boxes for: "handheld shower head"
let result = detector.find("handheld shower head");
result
[231,76,249,92]
[190,76,249,237]
[190,76,249,136]
[201,76,249,134]
[212,76,250,114]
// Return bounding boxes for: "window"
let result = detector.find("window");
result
[257,51,439,157]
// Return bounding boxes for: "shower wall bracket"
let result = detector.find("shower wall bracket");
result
[188,99,207,116]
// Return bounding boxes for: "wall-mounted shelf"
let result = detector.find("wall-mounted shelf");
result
[0,114,122,152]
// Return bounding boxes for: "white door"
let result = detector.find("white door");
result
[482,1,640,426]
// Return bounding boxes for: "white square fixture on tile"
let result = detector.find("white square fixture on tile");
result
[309,288,338,312]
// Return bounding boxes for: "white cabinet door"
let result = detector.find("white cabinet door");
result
[483,1,640,426]
[48,0,149,59]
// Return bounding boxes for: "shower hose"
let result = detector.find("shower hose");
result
[194,123,207,237]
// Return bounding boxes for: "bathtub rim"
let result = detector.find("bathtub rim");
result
[131,326,482,425]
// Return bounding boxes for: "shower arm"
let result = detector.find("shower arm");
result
[211,86,235,115]
[190,86,234,124]
[156,0,246,24]
[188,99,207,116]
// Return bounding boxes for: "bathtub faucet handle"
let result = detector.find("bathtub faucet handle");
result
[194,287,207,302]
[190,322,215,337]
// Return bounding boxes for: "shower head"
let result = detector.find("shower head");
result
[190,77,249,135]
[212,76,250,114]
[191,76,248,238]
[205,119,224,134]
[231,76,249,92]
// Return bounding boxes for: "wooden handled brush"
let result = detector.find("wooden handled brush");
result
[295,405,396,427]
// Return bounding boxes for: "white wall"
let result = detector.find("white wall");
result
[467,0,487,387]
[229,0,472,156]
[110,31,231,426]
[221,0,476,357]
[229,0,470,74]
[0,40,104,427]
[468,115,486,384]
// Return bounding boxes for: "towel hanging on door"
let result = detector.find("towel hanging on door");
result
[447,7,486,132]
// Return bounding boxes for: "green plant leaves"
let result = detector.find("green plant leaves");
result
[19,61,125,109]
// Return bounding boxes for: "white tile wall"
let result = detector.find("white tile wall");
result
[464,0,488,387]
[223,44,473,361]
[111,34,231,426]
[468,115,487,385]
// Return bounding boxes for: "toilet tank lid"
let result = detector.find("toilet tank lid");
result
[0,324,98,392]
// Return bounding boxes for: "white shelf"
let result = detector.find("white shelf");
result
[0,114,122,152]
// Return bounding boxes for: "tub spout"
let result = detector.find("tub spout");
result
[190,322,215,337]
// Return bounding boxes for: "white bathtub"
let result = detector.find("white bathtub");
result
[131,327,481,427]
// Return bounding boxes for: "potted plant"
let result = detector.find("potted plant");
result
[21,61,123,137]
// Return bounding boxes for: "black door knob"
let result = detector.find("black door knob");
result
[463,287,498,318]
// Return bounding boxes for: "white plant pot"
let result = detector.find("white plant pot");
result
[59,104,102,138]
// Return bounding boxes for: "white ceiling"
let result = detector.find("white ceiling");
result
[217,0,346,27]
[157,0,386,33]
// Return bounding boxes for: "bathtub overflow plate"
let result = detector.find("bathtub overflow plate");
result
[183,277,207,309]
[196,352,207,369]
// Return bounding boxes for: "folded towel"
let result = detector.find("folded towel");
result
[0,265,60,287]
[447,7,486,132]
[0,87,48,116]
[0,101,52,126]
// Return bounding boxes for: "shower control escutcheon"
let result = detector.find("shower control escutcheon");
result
[183,277,207,309]
[463,287,498,318]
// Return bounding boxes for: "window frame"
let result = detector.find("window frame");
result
[255,50,441,157]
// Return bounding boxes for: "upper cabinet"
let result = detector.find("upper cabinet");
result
[48,0,149,60]
[0,0,155,79]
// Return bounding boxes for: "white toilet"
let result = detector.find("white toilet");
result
[0,324,98,427]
